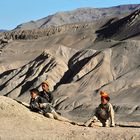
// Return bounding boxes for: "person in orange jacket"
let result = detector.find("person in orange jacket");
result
[84,91,115,127]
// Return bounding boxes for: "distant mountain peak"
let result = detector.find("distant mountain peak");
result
[14,4,140,30]
[0,29,8,32]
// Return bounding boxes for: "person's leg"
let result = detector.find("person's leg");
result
[44,113,54,119]
[84,118,93,127]
[90,121,103,127]
[84,116,99,127]
[98,118,110,127]
[51,111,72,122]
[105,119,110,127]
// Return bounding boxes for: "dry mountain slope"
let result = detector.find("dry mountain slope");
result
[0,21,104,72]
[15,4,140,30]
[96,8,140,40]
[0,40,140,123]
[0,96,140,140]
[1,9,140,72]
[0,5,140,125]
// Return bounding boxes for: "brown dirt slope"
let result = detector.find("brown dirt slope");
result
[0,96,140,140]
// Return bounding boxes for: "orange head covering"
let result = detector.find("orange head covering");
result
[100,91,109,98]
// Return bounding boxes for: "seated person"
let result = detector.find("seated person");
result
[84,91,115,127]
[29,88,72,123]
[30,88,54,114]
[40,80,53,103]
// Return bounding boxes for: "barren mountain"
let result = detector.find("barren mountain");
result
[15,4,140,30]
[0,5,140,139]
[0,30,8,32]
[0,20,105,72]
[96,9,140,40]
[1,41,140,122]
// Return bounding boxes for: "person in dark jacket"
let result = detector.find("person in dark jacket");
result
[29,88,72,123]
[30,88,54,114]
[40,80,53,103]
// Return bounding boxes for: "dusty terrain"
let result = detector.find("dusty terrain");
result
[0,4,140,140]
[0,96,140,140]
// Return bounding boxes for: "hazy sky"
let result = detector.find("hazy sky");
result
[0,0,140,30]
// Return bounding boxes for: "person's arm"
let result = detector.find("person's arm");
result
[108,103,115,127]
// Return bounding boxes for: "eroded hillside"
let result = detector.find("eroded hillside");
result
[0,7,140,124]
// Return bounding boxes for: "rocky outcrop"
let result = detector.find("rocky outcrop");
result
[0,22,101,40]
[96,9,140,40]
